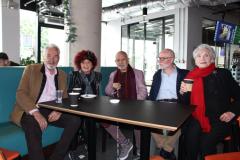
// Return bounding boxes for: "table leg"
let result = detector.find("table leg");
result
[140,127,151,160]
[87,118,96,160]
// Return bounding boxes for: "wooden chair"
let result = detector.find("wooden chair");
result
[205,152,240,160]
[0,148,20,160]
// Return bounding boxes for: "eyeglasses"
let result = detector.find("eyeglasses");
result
[157,57,173,61]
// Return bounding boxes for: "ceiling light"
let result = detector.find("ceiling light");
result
[24,0,35,7]
[143,7,147,16]
[44,17,64,26]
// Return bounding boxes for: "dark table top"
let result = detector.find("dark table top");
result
[38,96,194,131]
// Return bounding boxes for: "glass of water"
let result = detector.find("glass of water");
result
[56,90,63,103]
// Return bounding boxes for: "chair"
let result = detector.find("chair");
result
[149,155,164,160]
[0,148,20,160]
[223,116,240,152]
[205,152,240,160]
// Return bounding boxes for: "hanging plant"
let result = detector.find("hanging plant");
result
[63,0,77,43]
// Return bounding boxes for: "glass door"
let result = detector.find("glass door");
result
[145,19,163,86]
[129,23,145,70]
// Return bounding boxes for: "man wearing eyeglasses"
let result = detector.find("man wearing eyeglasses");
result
[149,49,189,160]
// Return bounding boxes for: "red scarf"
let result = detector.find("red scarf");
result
[185,63,216,132]
[113,65,137,100]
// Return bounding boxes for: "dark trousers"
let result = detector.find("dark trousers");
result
[20,108,81,160]
[183,117,230,160]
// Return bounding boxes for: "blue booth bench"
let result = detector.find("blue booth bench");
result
[0,66,115,156]
[0,66,72,156]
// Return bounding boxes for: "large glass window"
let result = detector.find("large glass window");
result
[20,10,37,63]
[40,26,67,66]
[121,16,175,86]
[20,9,67,66]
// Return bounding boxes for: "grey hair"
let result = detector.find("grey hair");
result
[116,51,128,59]
[160,48,175,58]
[193,44,216,62]
[44,44,60,55]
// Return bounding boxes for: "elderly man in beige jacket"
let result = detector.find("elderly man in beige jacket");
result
[11,44,81,160]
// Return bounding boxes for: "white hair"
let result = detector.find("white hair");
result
[193,44,216,62]
[44,44,60,55]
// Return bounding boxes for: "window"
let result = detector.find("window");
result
[20,10,37,63]
[121,16,175,86]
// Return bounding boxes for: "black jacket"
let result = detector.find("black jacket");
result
[148,67,189,104]
[203,68,240,119]
[68,71,102,95]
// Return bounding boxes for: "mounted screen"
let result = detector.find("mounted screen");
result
[214,20,236,44]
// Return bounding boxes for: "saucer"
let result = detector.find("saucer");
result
[109,99,120,104]
[81,94,96,99]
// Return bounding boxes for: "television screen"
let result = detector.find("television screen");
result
[233,25,240,45]
[214,21,236,44]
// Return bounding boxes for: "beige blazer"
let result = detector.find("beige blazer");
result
[11,64,68,126]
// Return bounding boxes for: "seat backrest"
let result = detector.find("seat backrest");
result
[0,66,73,123]
[0,67,25,123]
[205,152,240,160]
[99,67,116,96]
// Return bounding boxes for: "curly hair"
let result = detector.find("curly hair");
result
[74,50,98,70]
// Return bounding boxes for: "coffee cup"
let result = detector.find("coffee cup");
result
[72,87,82,93]
[72,88,82,98]
[69,92,80,107]
[183,79,194,92]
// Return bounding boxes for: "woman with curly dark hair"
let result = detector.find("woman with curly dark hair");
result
[68,50,102,96]
[68,50,102,159]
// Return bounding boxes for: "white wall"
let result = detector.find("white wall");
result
[0,0,20,63]
[101,20,121,66]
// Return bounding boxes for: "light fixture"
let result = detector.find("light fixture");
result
[143,7,147,16]
[24,0,35,7]
[44,16,64,26]
[7,0,19,9]
[139,7,148,24]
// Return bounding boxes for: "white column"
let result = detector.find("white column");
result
[0,0,20,63]
[69,0,102,69]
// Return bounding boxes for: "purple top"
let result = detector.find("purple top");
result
[105,68,147,100]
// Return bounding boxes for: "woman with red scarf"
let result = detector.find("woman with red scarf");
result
[180,44,240,160]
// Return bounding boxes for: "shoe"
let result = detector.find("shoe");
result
[68,145,88,160]
[132,155,140,160]
[137,149,140,156]
[159,148,176,160]
[119,139,133,160]
[130,149,140,160]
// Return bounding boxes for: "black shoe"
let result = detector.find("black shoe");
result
[159,148,176,160]
[68,145,88,160]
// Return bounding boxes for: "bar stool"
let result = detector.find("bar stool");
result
[0,148,20,160]
[205,152,240,160]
